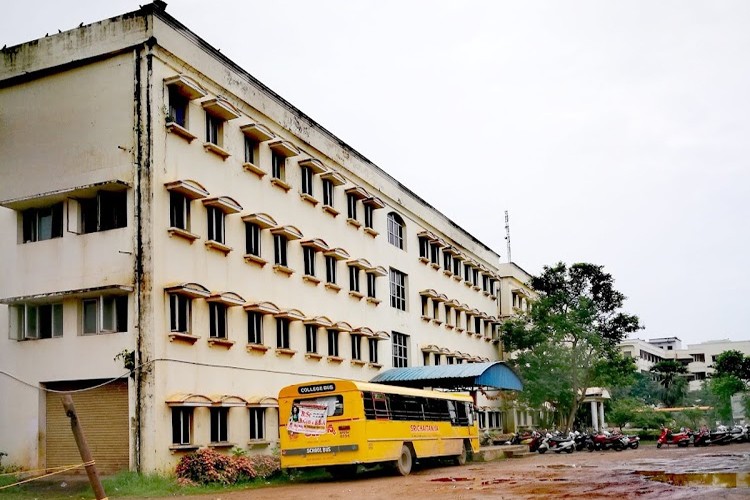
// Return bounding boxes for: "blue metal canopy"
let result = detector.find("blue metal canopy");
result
[369,361,523,391]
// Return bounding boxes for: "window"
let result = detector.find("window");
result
[274,234,288,266]
[351,335,362,361]
[22,203,63,243]
[245,222,261,256]
[366,273,376,299]
[447,355,455,365]
[433,301,440,321]
[82,296,127,334]
[389,268,407,311]
[247,311,263,344]
[305,324,318,353]
[325,256,337,284]
[207,207,225,243]
[464,263,472,282]
[386,213,404,249]
[303,247,316,276]
[10,303,63,340]
[472,268,479,286]
[368,337,379,364]
[434,353,441,365]
[392,332,409,368]
[692,353,706,363]
[244,136,257,164]
[474,317,482,334]
[169,192,191,231]
[171,407,193,445]
[81,191,127,233]
[209,303,227,339]
[418,236,429,260]
[443,252,452,272]
[301,166,314,196]
[206,114,222,146]
[322,179,334,207]
[348,265,360,293]
[430,244,440,265]
[454,308,461,329]
[327,329,339,357]
[363,204,374,229]
[276,318,290,349]
[169,294,191,333]
[346,193,357,220]
[249,408,265,440]
[420,296,428,317]
[444,304,452,326]
[210,407,228,443]
[168,86,188,127]
[271,152,285,180]
[453,258,461,277]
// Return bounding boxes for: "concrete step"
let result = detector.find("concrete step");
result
[474,444,530,461]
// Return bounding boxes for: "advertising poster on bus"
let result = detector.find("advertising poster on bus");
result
[287,403,328,435]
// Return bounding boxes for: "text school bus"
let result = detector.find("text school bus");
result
[278,379,479,476]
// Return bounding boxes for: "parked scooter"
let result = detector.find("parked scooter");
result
[528,431,546,453]
[624,434,640,449]
[656,427,691,448]
[549,432,576,454]
[573,431,589,451]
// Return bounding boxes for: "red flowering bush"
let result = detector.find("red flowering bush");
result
[176,448,281,485]
[175,448,238,484]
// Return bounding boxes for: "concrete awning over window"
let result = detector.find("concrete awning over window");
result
[0,284,132,305]
[0,179,130,211]
[370,361,523,391]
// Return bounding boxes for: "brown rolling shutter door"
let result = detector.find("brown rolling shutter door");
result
[46,380,129,474]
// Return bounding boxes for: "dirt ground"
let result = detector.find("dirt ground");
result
[168,442,750,500]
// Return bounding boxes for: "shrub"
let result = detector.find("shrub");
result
[175,448,238,484]
[176,448,281,485]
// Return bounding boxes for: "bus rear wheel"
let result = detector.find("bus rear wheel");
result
[395,444,413,476]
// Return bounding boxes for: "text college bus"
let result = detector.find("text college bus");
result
[278,379,479,476]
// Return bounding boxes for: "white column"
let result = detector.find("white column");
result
[590,401,598,432]
[599,401,605,430]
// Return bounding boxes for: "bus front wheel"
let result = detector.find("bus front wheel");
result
[395,444,413,476]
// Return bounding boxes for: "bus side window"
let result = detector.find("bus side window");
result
[373,392,390,420]
[447,400,458,425]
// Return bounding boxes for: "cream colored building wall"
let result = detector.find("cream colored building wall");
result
[1,5,518,473]
[0,53,138,470]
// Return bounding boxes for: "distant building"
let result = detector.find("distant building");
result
[618,338,750,391]
[0,2,534,474]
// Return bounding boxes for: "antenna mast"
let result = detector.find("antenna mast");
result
[504,210,511,263]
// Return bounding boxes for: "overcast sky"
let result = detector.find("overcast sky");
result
[3,1,749,346]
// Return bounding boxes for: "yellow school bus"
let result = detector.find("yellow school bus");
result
[278,379,479,476]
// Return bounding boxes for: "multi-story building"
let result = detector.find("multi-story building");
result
[0,2,533,474]
[619,337,750,391]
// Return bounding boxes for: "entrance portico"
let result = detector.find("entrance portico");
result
[583,387,610,432]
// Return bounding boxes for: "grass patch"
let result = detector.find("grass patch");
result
[0,468,330,499]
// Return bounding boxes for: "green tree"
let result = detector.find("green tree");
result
[649,360,688,407]
[608,397,641,430]
[712,350,750,382]
[502,262,641,431]
[707,350,750,425]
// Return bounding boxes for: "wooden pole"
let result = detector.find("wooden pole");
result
[61,394,108,500]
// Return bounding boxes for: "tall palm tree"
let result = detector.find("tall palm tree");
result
[650,360,688,407]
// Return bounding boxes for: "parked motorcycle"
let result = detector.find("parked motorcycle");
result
[728,425,748,444]
[656,427,691,448]
[692,427,711,447]
[528,431,546,453]
[709,425,732,446]
[588,431,627,451]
